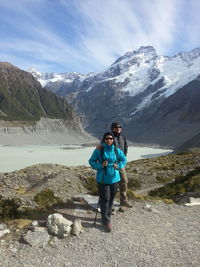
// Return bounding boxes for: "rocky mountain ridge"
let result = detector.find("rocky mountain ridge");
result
[30,46,200,106]
[30,46,200,149]
[0,62,96,144]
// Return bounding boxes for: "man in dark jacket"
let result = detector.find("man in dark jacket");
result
[111,122,132,208]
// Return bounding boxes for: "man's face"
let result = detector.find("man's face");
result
[112,125,122,134]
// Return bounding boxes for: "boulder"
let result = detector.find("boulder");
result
[47,213,73,238]
[23,227,49,247]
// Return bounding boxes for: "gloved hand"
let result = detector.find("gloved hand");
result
[113,163,119,169]
[102,160,108,167]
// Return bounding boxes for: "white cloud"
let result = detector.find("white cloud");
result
[65,0,183,64]
[0,0,200,73]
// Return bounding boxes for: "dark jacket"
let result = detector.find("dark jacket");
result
[112,132,128,156]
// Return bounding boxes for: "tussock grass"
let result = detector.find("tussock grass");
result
[149,167,200,199]
[126,189,174,204]
[33,189,61,209]
[0,196,21,220]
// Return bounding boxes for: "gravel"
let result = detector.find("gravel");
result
[1,201,200,267]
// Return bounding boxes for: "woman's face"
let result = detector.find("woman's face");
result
[104,135,114,146]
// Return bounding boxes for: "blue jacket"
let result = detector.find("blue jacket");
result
[88,143,127,184]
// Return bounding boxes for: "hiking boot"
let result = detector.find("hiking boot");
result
[120,200,133,208]
[104,223,112,233]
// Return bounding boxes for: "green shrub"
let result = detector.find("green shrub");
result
[155,176,171,183]
[0,196,21,219]
[18,206,49,220]
[128,179,141,189]
[170,163,176,169]
[127,189,144,200]
[33,189,60,209]
[176,150,191,156]
[149,167,200,199]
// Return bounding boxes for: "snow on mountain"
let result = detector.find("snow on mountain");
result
[93,46,200,115]
[28,68,89,87]
[29,46,200,115]
[27,46,200,148]
[110,46,200,99]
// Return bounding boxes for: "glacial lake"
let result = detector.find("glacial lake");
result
[0,145,173,173]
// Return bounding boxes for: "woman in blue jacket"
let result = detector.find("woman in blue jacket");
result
[89,131,127,232]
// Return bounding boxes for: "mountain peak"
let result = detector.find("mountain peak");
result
[0,62,20,70]
[113,46,157,66]
[135,45,156,54]
[176,47,200,63]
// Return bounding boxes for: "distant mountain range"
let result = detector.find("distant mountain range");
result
[30,46,200,150]
[0,62,95,144]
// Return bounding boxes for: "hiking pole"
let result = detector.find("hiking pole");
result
[93,195,100,225]
[93,161,107,225]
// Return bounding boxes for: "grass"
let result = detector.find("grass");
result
[0,196,21,220]
[149,167,200,199]
[33,189,62,209]
[128,179,141,190]
[126,189,174,204]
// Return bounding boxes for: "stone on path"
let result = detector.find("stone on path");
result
[23,227,49,248]
[0,224,10,238]
[0,229,10,238]
[71,219,83,236]
[47,213,73,238]
[184,197,200,206]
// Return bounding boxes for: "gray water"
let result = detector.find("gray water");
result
[0,144,173,172]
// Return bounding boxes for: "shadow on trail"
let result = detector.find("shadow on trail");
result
[53,200,103,231]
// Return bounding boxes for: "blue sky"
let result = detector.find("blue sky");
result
[0,0,200,74]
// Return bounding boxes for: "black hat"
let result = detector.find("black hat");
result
[102,131,114,141]
[111,122,121,129]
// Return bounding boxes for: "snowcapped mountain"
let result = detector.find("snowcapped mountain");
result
[30,46,200,149]
[28,68,94,95]
[30,46,200,113]
[28,68,87,87]
[77,46,200,113]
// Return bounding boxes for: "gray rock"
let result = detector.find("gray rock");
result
[143,203,152,211]
[71,219,83,236]
[0,229,10,238]
[0,223,7,231]
[143,204,159,213]
[47,213,73,238]
[23,227,49,248]
[32,221,38,227]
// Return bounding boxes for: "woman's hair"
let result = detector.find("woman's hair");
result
[102,132,115,142]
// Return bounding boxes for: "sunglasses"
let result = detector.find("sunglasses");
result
[105,137,114,140]
[114,126,121,128]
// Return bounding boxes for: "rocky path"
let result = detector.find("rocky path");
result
[0,201,200,267]
[136,179,175,195]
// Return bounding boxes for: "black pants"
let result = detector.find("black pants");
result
[98,183,118,225]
